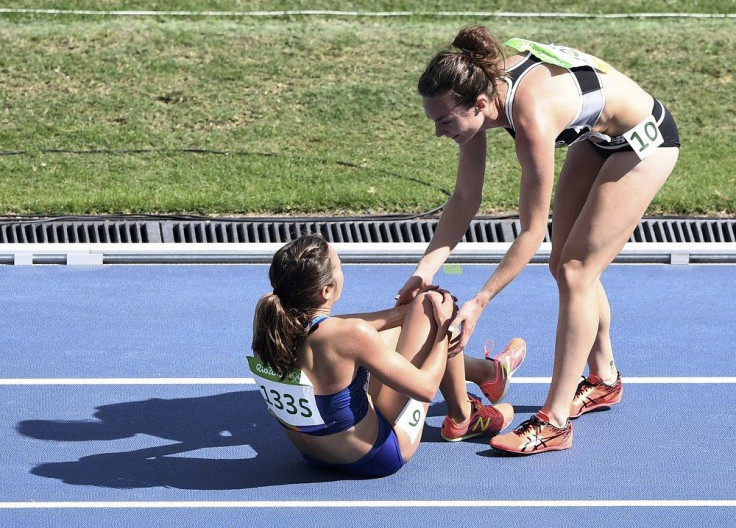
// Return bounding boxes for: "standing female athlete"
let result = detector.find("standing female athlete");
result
[251,234,525,477]
[396,26,680,454]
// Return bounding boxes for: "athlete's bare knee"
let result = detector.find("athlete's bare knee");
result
[408,291,433,317]
[555,259,594,295]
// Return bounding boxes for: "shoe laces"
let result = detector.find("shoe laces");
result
[513,415,544,436]
[574,378,595,398]
[483,340,495,360]
[468,395,497,418]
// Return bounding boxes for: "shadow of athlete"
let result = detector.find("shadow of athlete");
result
[16,390,363,489]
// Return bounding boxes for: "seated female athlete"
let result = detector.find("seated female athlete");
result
[250,234,526,477]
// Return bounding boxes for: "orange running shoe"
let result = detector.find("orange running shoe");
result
[478,338,527,403]
[569,372,623,419]
[490,411,572,455]
[441,395,514,442]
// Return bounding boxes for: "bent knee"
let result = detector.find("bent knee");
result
[408,291,434,314]
[555,259,598,294]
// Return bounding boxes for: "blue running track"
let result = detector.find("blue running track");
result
[1,263,734,527]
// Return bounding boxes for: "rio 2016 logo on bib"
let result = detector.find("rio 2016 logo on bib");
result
[247,356,325,427]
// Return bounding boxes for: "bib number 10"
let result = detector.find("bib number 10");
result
[623,115,664,160]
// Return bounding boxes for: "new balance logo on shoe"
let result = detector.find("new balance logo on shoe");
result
[441,395,514,442]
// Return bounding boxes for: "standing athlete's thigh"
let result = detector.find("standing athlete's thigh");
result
[560,147,679,271]
[551,142,606,268]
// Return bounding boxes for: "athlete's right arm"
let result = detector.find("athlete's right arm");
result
[395,133,487,305]
[340,293,454,402]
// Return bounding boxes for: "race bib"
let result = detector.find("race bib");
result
[506,38,611,73]
[247,356,325,427]
[394,398,426,444]
[622,115,664,160]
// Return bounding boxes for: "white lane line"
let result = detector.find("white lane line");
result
[0,378,256,385]
[2,377,736,385]
[1,500,735,509]
[512,377,736,384]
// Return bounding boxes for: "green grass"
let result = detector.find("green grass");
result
[3,1,732,14]
[1,3,734,216]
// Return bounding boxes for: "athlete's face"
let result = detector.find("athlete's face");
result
[327,244,344,304]
[423,93,482,144]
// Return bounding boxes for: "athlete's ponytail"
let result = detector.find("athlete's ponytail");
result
[418,25,507,107]
[251,234,334,378]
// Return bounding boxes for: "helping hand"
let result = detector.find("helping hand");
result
[395,274,435,306]
[447,297,485,357]
[426,289,456,326]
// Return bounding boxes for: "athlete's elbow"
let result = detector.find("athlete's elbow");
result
[519,223,547,248]
[420,371,446,402]
[531,228,547,247]
[415,391,435,404]
[413,382,438,403]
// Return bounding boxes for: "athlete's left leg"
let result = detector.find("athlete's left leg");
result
[543,146,679,427]
[370,292,441,460]
[550,142,616,382]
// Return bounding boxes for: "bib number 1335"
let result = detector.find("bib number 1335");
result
[258,384,314,420]
[247,356,325,427]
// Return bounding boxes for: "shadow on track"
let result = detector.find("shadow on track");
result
[16,391,351,489]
